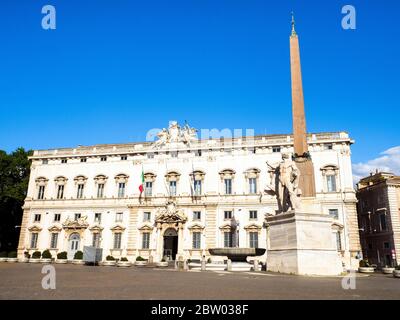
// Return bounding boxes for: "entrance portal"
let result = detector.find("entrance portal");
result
[163,228,178,261]
[68,233,80,260]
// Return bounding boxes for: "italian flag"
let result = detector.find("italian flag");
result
[139,167,144,195]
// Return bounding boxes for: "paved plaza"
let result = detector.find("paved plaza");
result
[0,263,399,300]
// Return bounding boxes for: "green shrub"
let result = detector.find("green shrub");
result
[57,251,67,259]
[359,259,371,268]
[106,255,115,261]
[32,251,41,259]
[74,251,83,260]
[120,257,128,262]
[42,249,52,259]
[24,251,31,259]
[395,265,400,271]
[136,256,146,261]
[8,251,17,258]
[207,258,212,264]
[161,258,166,262]
[0,251,7,258]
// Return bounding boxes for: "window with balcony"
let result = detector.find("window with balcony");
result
[224,179,232,195]
[30,233,38,248]
[77,184,84,198]
[169,181,177,196]
[194,180,202,196]
[56,185,64,199]
[249,178,257,194]
[37,185,45,199]
[92,233,101,248]
[97,183,105,198]
[118,182,126,197]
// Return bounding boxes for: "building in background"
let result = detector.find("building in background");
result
[356,172,400,267]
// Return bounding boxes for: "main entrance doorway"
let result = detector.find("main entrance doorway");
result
[68,233,80,260]
[163,228,178,261]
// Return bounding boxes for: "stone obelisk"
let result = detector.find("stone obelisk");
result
[289,13,316,197]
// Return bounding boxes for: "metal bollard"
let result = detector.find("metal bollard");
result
[227,259,232,271]
[201,257,206,271]
[253,259,259,272]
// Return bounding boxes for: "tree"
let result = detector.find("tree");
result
[0,148,32,251]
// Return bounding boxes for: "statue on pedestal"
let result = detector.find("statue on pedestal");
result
[265,153,301,213]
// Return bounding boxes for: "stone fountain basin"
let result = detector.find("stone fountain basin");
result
[208,248,266,262]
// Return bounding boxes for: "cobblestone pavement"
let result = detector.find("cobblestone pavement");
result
[0,263,399,300]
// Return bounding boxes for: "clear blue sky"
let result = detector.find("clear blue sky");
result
[0,0,399,167]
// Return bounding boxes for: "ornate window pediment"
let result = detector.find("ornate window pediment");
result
[89,224,104,233]
[114,173,129,183]
[138,224,154,231]
[54,176,68,185]
[320,165,339,176]
[332,222,344,231]
[219,169,236,180]
[187,222,205,230]
[165,171,181,182]
[219,223,236,231]
[48,224,62,232]
[190,170,205,181]
[94,174,108,184]
[155,200,187,224]
[110,224,126,232]
[244,168,260,179]
[244,223,262,231]
[35,176,48,186]
[74,175,88,184]
[28,224,42,232]
[144,172,156,182]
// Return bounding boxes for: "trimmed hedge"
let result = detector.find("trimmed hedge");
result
[106,255,115,261]
[136,256,146,261]
[42,250,52,259]
[74,251,83,260]
[32,251,41,259]
[57,251,67,259]
[0,251,7,258]
[8,251,17,258]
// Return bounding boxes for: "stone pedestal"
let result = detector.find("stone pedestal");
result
[266,209,342,276]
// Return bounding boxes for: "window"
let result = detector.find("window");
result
[368,243,373,250]
[97,183,105,198]
[145,181,153,197]
[142,233,150,249]
[224,211,233,220]
[94,213,101,223]
[169,181,177,196]
[30,233,38,248]
[249,210,258,220]
[195,150,202,157]
[380,214,387,231]
[74,213,81,220]
[34,214,41,222]
[113,233,122,249]
[384,242,390,249]
[147,153,154,159]
[92,233,101,248]
[272,147,281,153]
[50,233,58,249]
[326,175,337,192]
[37,185,45,199]
[100,156,107,162]
[77,184,84,198]
[143,212,151,222]
[80,158,87,163]
[194,180,202,196]
[171,151,178,158]
[224,232,233,248]
[115,212,123,223]
[324,143,333,150]
[336,232,342,251]
[61,159,67,164]
[54,213,61,222]
[192,232,201,249]
[193,211,201,220]
[121,155,127,161]
[42,159,48,165]
[329,209,339,220]
[224,179,232,195]
[57,185,64,199]
[118,182,126,197]
[249,232,258,248]
[249,178,257,194]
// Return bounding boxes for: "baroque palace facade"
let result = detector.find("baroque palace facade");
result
[17,123,360,269]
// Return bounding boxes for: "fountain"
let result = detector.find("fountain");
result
[208,248,266,271]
